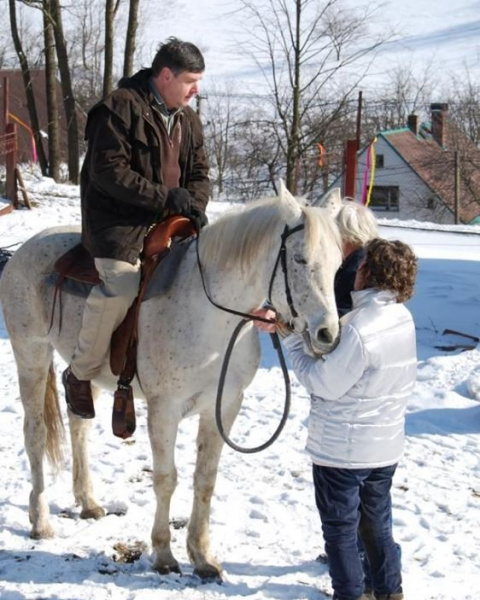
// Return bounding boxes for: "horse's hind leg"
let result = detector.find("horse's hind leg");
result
[188,398,242,580]
[15,343,58,539]
[67,385,105,520]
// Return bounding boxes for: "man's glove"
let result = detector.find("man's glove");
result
[165,188,192,215]
[165,188,208,233]
[189,207,209,232]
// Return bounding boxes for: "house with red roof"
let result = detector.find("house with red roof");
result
[354,103,480,224]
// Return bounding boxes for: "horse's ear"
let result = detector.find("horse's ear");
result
[311,187,342,215]
[278,180,302,224]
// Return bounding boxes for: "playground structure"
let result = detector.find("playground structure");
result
[1,76,32,216]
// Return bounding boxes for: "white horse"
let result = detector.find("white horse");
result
[0,184,342,579]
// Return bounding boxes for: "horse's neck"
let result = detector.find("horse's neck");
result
[190,238,273,314]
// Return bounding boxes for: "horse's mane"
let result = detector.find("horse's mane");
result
[199,196,342,272]
[303,206,343,261]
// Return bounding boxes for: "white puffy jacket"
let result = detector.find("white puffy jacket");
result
[283,288,417,468]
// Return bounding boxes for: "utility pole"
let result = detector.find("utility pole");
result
[196,94,207,118]
[454,150,460,224]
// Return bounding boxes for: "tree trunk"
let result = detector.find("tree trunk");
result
[286,0,302,195]
[103,0,116,97]
[43,0,61,181]
[50,0,80,184]
[8,0,49,176]
[123,0,140,78]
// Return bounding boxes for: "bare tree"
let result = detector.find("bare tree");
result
[123,0,140,78]
[203,83,237,197]
[50,0,80,183]
[237,0,387,194]
[67,0,104,112]
[362,63,436,141]
[103,0,121,97]
[8,0,49,175]
[448,69,480,146]
[43,0,60,180]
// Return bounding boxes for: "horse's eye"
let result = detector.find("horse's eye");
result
[293,253,307,265]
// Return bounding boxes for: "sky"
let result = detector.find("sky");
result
[0,173,480,599]
[146,0,480,93]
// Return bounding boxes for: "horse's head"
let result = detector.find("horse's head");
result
[271,182,343,356]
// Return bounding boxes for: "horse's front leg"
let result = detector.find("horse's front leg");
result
[188,396,242,580]
[68,386,105,519]
[148,401,181,574]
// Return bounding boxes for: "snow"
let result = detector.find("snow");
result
[1,173,480,600]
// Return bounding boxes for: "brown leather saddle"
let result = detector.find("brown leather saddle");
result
[53,216,196,439]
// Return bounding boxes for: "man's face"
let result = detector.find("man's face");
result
[155,68,203,110]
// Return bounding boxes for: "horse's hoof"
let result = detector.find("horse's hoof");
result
[193,563,223,581]
[30,524,55,539]
[153,562,182,575]
[80,506,106,520]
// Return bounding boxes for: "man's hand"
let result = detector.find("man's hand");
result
[165,189,208,232]
[165,188,192,215]
[189,207,208,232]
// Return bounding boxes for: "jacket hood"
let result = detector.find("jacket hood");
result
[117,68,152,91]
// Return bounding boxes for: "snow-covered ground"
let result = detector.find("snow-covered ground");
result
[0,174,479,600]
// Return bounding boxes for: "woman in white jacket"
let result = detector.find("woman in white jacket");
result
[253,238,418,600]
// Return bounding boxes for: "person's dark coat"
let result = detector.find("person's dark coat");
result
[334,247,365,317]
[80,68,210,264]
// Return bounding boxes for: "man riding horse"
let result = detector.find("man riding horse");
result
[63,37,210,419]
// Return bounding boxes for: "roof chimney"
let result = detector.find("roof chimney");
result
[430,103,448,147]
[407,113,419,135]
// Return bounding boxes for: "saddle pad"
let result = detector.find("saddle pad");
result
[142,237,194,300]
[46,237,194,300]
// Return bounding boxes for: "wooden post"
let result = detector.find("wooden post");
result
[454,150,460,224]
[15,167,32,209]
[5,122,18,207]
[343,139,358,198]
[355,90,363,148]
[343,92,363,199]
[2,76,9,133]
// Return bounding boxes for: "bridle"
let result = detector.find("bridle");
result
[196,223,305,325]
[267,223,304,320]
[195,222,305,454]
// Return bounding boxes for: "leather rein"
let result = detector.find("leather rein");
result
[196,223,305,454]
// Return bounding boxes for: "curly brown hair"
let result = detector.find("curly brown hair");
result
[362,238,418,303]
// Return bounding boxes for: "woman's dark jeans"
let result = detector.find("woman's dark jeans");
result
[312,464,403,600]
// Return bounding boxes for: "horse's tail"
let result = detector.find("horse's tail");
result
[44,362,66,471]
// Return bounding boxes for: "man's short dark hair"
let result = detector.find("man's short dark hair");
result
[151,37,205,76]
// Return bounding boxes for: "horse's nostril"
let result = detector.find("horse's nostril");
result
[316,327,334,345]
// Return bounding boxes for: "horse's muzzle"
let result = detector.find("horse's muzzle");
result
[303,321,340,357]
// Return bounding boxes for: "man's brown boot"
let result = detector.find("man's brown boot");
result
[62,367,95,419]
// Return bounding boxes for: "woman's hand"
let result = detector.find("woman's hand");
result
[250,308,277,333]
[250,308,293,337]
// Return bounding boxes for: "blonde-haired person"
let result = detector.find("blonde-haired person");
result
[253,238,418,600]
[335,200,378,317]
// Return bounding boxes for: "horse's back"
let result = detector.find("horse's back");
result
[0,226,82,346]
[1,225,80,288]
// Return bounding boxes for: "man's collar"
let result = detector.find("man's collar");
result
[149,77,180,117]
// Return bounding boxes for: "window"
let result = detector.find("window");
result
[375,154,384,169]
[427,197,435,210]
[369,186,399,211]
